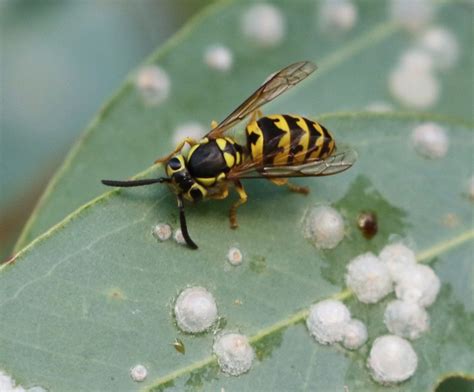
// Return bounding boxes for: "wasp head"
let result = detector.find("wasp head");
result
[165,155,207,202]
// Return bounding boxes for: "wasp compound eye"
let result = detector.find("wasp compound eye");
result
[168,157,182,170]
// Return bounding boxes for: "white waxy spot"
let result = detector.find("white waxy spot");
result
[367,335,418,384]
[394,264,441,307]
[152,223,172,241]
[227,247,243,266]
[213,333,255,376]
[303,206,345,249]
[241,3,286,47]
[418,26,459,70]
[130,364,148,382]
[306,299,351,344]
[399,48,434,73]
[389,0,435,33]
[174,287,218,333]
[379,242,417,281]
[384,299,429,340]
[135,65,170,106]
[0,370,25,392]
[345,252,393,304]
[204,45,234,72]
[366,101,393,113]
[172,122,206,147]
[174,229,186,245]
[342,319,368,350]
[319,0,358,34]
[467,175,474,200]
[389,65,440,109]
[411,122,449,159]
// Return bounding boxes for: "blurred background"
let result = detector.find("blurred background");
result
[0,0,214,258]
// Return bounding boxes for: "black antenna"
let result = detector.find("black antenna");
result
[101,178,169,187]
[177,194,198,250]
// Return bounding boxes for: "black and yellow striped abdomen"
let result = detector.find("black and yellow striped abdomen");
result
[245,114,336,166]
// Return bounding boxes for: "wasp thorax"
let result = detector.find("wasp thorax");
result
[165,155,207,202]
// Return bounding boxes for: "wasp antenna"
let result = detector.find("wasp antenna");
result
[101,178,169,187]
[177,194,198,250]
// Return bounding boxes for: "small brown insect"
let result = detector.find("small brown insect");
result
[357,211,378,239]
[172,338,185,354]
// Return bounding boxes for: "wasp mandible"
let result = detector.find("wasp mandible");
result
[102,61,356,249]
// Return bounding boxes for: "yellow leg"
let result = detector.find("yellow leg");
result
[229,180,248,229]
[270,178,309,195]
[210,120,218,129]
[208,184,229,200]
[154,137,197,163]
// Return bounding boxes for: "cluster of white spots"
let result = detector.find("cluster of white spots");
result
[467,175,474,200]
[135,65,170,106]
[213,333,255,376]
[303,206,345,249]
[365,101,393,113]
[345,252,393,303]
[306,299,351,344]
[0,370,25,392]
[411,122,449,159]
[398,49,434,73]
[389,0,435,33]
[227,247,243,266]
[389,52,440,109]
[172,122,206,147]
[174,228,187,245]
[204,45,233,72]
[241,3,286,48]
[174,287,218,333]
[384,299,429,340]
[394,264,440,307]
[130,364,148,382]
[418,26,459,71]
[318,0,358,34]
[367,335,418,384]
[379,242,416,281]
[152,223,172,241]
[342,319,368,350]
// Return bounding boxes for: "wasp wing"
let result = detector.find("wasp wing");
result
[227,148,357,180]
[206,61,317,139]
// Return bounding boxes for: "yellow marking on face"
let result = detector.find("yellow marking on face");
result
[166,155,186,176]
[235,150,241,165]
[217,172,226,181]
[216,138,227,151]
[223,152,235,168]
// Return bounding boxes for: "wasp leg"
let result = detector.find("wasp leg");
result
[154,137,198,163]
[208,183,229,200]
[229,180,248,229]
[270,178,309,195]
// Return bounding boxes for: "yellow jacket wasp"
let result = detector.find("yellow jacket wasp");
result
[102,61,356,249]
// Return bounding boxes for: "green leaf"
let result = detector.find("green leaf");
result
[14,0,473,251]
[1,112,473,391]
[4,0,473,391]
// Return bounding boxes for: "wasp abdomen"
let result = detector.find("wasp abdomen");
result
[246,114,335,166]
